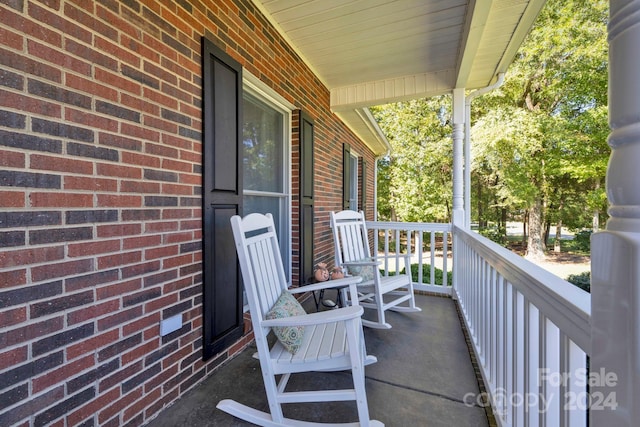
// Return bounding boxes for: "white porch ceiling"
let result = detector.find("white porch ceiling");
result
[252,0,547,155]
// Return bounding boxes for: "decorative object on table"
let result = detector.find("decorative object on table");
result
[314,262,329,282]
[330,265,344,280]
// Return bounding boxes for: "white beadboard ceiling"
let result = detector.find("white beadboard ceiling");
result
[252,0,547,154]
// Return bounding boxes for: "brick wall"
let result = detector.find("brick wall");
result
[0,0,377,425]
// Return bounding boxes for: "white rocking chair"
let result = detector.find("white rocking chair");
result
[217,213,382,426]
[330,210,421,329]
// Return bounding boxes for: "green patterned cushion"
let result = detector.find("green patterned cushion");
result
[346,258,377,282]
[266,291,306,354]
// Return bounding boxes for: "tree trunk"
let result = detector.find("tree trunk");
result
[554,220,562,252]
[525,198,546,261]
[522,211,528,247]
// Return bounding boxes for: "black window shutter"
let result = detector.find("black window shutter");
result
[299,111,314,284]
[343,143,351,210]
[201,38,244,360]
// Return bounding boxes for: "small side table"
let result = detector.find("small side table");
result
[306,279,348,311]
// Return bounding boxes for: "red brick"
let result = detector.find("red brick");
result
[145,245,179,261]
[97,194,143,208]
[0,25,24,50]
[161,183,192,195]
[0,345,27,370]
[161,210,192,221]
[3,8,63,48]
[145,221,179,233]
[121,33,160,64]
[3,317,63,347]
[141,87,178,111]
[29,2,92,44]
[161,134,192,151]
[30,192,93,208]
[64,176,118,192]
[122,151,161,169]
[0,88,62,118]
[0,306,27,327]
[96,278,141,300]
[123,235,162,250]
[144,293,178,314]
[0,246,64,269]
[67,299,120,325]
[121,93,160,116]
[0,191,24,208]
[66,329,120,360]
[179,172,201,186]
[67,387,120,427]
[179,219,200,231]
[121,122,160,142]
[120,180,160,194]
[141,32,177,62]
[121,260,160,279]
[97,305,143,332]
[143,115,177,133]
[96,223,141,238]
[99,388,143,424]
[95,35,140,67]
[31,154,93,174]
[66,107,119,131]
[31,258,93,282]
[95,68,141,95]
[0,150,25,168]
[64,2,117,42]
[97,3,142,39]
[97,163,142,179]
[145,363,178,393]
[98,250,142,270]
[145,142,178,159]
[121,338,159,366]
[68,239,121,257]
[124,386,161,422]
[33,353,94,393]
[122,312,160,338]
[163,232,192,245]
[27,39,91,76]
[0,268,27,288]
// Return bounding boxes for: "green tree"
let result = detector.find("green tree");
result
[471,0,608,260]
[372,97,453,223]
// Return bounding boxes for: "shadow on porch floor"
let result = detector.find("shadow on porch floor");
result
[145,294,492,426]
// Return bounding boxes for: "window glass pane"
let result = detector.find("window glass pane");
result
[243,93,284,192]
[244,196,281,234]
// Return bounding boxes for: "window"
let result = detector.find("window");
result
[242,76,293,279]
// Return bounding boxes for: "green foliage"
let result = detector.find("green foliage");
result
[470,0,609,241]
[572,230,592,253]
[477,227,508,246]
[566,271,590,293]
[371,97,453,222]
[400,264,452,287]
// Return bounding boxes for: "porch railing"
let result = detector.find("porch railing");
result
[454,225,591,426]
[367,220,452,295]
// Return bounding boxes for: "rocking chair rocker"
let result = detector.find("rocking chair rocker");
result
[217,213,382,426]
[330,210,421,329]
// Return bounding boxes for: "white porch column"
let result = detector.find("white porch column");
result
[452,88,465,227]
[591,2,640,425]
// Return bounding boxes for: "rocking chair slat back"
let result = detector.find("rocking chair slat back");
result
[220,212,383,426]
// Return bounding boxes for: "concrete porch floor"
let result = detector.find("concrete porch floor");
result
[145,294,492,426]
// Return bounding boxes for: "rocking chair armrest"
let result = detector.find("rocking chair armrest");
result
[342,259,378,267]
[262,305,364,327]
[288,276,363,294]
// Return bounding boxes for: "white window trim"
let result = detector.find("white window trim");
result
[242,71,294,288]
